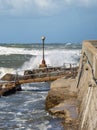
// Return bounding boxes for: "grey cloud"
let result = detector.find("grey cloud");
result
[0,0,96,17]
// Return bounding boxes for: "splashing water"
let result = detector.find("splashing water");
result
[0,43,81,130]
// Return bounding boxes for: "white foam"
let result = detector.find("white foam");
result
[0,67,15,78]
[0,45,81,77]
[0,46,40,55]
[21,49,81,70]
[0,45,80,57]
[36,121,52,130]
[65,42,72,46]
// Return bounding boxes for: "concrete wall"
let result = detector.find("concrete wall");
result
[78,40,97,130]
[82,40,97,79]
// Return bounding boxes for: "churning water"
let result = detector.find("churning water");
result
[0,43,81,130]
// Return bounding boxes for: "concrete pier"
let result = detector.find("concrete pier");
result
[78,40,97,130]
[45,40,97,130]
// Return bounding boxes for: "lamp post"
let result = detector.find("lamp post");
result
[39,36,47,68]
[42,36,45,62]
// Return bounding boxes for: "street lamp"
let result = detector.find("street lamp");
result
[39,36,47,68]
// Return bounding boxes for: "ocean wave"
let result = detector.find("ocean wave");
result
[0,46,40,55]
[0,67,15,78]
[0,43,82,55]
[0,44,81,77]
[21,49,81,70]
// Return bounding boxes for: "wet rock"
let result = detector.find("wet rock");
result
[0,82,16,96]
[2,87,16,96]
[45,88,66,110]
[0,81,22,97]
[45,77,78,129]
[45,85,77,110]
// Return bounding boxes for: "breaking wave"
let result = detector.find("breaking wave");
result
[0,43,81,77]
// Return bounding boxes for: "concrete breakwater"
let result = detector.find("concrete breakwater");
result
[0,65,78,96]
[0,40,97,129]
[78,40,97,130]
[45,40,97,130]
[45,74,78,129]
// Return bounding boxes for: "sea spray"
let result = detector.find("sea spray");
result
[0,43,81,130]
[21,49,80,71]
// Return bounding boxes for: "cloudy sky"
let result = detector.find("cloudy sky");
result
[0,0,97,43]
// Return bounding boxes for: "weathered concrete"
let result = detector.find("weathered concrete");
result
[1,66,78,83]
[82,40,97,79]
[45,77,78,129]
[1,73,23,81]
[0,63,78,97]
[77,40,97,130]
[45,40,97,130]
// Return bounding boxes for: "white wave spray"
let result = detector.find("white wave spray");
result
[21,49,80,70]
[0,44,81,78]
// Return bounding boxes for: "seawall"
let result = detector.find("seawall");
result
[45,40,97,130]
[78,40,97,130]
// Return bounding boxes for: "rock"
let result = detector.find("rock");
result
[45,88,66,110]
[1,73,23,81]
[45,84,77,110]
[0,82,22,97]
[65,117,73,124]
[2,87,16,96]
[45,77,78,129]
[1,73,16,81]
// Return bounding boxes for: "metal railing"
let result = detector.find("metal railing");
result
[15,63,78,81]
[0,63,78,85]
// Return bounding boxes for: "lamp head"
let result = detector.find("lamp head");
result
[41,36,46,41]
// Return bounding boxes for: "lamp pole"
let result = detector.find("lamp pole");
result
[39,36,47,68]
[42,36,45,61]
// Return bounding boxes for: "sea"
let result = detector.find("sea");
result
[0,43,82,130]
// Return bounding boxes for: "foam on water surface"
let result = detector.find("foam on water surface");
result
[0,43,81,130]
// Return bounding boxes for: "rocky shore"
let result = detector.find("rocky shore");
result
[45,77,79,130]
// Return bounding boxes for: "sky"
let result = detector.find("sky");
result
[0,0,97,43]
